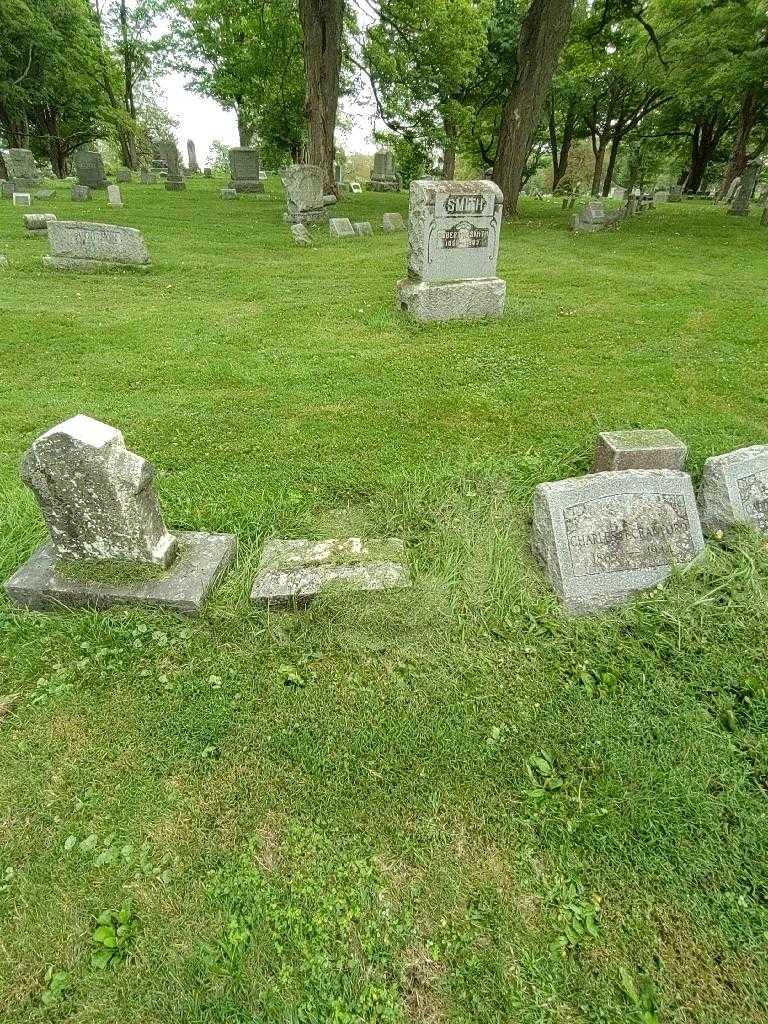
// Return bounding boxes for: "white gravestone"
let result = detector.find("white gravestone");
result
[44,220,149,270]
[592,430,687,472]
[396,179,506,321]
[698,446,768,535]
[329,217,355,237]
[12,193,31,206]
[533,469,704,614]
[107,184,122,207]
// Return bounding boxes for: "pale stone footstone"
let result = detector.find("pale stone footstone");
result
[107,184,122,207]
[728,161,760,216]
[259,169,267,181]
[329,217,355,237]
[71,185,91,202]
[13,193,31,206]
[228,147,264,193]
[283,165,328,224]
[323,194,337,206]
[592,430,687,472]
[5,415,236,615]
[382,212,405,232]
[396,179,506,322]
[44,221,150,271]
[220,188,237,199]
[698,446,768,535]
[353,221,373,236]
[116,167,132,183]
[251,538,411,605]
[532,469,704,614]
[74,150,107,190]
[0,255,8,269]
[24,213,56,235]
[290,223,312,245]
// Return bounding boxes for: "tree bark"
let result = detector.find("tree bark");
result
[549,98,576,191]
[601,139,620,196]
[718,88,758,198]
[442,116,457,179]
[298,0,344,193]
[685,112,729,193]
[493,0,574,217]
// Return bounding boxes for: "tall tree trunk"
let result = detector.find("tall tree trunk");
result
[602,136,621,196]
[298,0,344,193]
[718,88,757,198]
[493,0,574,217]
[442,116,457,179]
[549,98,576,191]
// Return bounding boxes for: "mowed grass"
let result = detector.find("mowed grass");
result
[1,177,768,1023]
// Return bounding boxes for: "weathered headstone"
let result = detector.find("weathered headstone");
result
[592,430,687,472]
[571,200,623,232]
[116,167,132,183]
[259,169,267,181]
[74,150,107,190]
[698,446,768,535]
[283,165,328,224]
[369,150,399,192]
[34,189,55,200]
[323,193,337,206]
[728,161,760,216]
[609,186,626,200]
[290,223,312,246]
[353,221,373,236]
[228,147,264,193]
[161,142,185,191]
[12,193,31,206]
[653,190,670,203]
[396,179,506,321]
[44,220,150,271]
[533,469,704,614]
[724,176,741,202]
[139,169,157,185]
[382,212,405,232]
[24,212,57,235]
[334,161,343,183]
[1,148,42,195]
[107,184,122,207]
[220,188,237,199]
[186,139,200,173]
[667,185,682,202]
[329,217,355,238]
[349,181,362,195]
[71,184,91,202]
[5,414,236,614]
[251,538,411,605]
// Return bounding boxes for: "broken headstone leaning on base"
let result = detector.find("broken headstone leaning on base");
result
[5,415,236,614]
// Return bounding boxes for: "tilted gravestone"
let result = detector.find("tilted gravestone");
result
[74,150,108,190]
[728,161,760,216]
[571,200,623,232]
[44,221,149,271]
[107,184,122,207]
[251,538,411,605]
[396,179,506,321]
[592,430,687,472]
[349,181,362,195]
[71,185,91,202]
[290,223,312,245]
[369,150,399,192]
[1,148,42,196]
[24,213,57,235]
[533,469,704,614]
[724,176,741,202]
[161,142,185,191]
[283,165,328,224]
[698,446,768,535]
[228,147,264,193]
[187,139,200,173]
[5,415,236,614]
[353,221,373,236]
[329,217,355,238]
[382,212,405,232]
[116,167,132,183]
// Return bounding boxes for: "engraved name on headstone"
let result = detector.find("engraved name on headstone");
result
[44,220,150,270]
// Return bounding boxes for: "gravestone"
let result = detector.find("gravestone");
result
[283,165,327,224]
[571,200,623,232]
[353,221,373,236]
[35,189,54,200]
[610,186,626,200]
[107,184,122,207]
[653,190,669,203]
[592,430,687,472]
[1,148,42,195]
[44,220,150,271]
[698,446,768,534]
[116,167,132,183]
[667,185,682,202]
[349,181,362,195]
[24,213,57,235]
[74,150,107,190]
[533,469,704,614]
[259,169,267,181]
[329,217,355,238]
[161,142,185,191]
[71,185,91,202]
[290,223,312,245]
[220,188,237,199]
[12,193,31,206]
[397,179,506,321]
[228,147,264,193]
[251,538,411,605]
[369,150,399,192]
[187,139,200,173]
[728,161,760,216]
[334,161,343,183]
[323,193,337,205]
[5,414,236,614]
[139,170,157,184]
[724,177,741,202]
[0,255,8,269]
[382,212,405,232]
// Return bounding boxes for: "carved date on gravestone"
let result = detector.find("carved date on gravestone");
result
[564,493,696,576]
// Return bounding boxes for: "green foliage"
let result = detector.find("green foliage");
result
[617,966,661,1023]
[39,967,72,1007]
[550,879,602,955]
[90,904,139,969]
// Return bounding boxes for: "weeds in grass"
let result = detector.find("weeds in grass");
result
[90,904,139,968]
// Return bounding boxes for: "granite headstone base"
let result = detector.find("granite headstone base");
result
[369,179,399,192]
[5,531,236,616]
[251,537,411,606]
[282,209,328,225]
[230,180,264,193]
[396,278,506,322]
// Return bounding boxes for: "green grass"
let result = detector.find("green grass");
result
[1,177,768,1023]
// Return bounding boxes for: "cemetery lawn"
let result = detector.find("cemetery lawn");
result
[2,179,768,1024]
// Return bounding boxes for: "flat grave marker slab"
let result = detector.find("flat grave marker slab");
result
[592,429,687,472]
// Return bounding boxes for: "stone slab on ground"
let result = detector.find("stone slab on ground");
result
[353,221,373,236]
[23,213,57,234]
[698,445,768,534]
[396,277,506,321]
[13,193,31,206]
[251,537,411,605]
[5,531,236,616]
[592,429,687,472]
[329,217,355,237]
[533,469,704,615]
[44,220,149,270]
[382,212,405,232]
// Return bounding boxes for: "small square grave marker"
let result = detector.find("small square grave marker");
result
[13,193,31,206]
[382,212,405,232]
[290,223,312,245]
[353,221,373,236]
[329,217,355,237]
[71,185,91,202]
[592,429,687,472]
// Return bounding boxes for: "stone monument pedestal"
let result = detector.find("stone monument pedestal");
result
[396,277,506,322]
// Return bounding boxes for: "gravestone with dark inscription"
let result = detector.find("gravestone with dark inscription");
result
[592,429,687,472]
[728,161,760,216]
[397,179,506,321]
[5,414,236,615]
[44,220,149,270]
[698,446,768,534]
[228,147,264,193]
[74,150,108,190]
[533,469,704,614]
